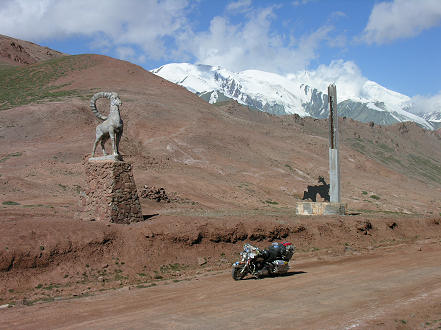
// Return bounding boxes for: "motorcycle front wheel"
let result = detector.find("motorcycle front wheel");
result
[232,264,248,280]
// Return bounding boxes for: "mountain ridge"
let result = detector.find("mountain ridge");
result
[152,63,433,130]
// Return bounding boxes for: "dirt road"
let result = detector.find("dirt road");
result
[1,241,441,330]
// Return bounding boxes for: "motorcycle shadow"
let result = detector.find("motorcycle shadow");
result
[241,271,307,281]
[279,270,307,277]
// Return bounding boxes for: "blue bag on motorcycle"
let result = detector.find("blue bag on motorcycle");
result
[266,242,286,261]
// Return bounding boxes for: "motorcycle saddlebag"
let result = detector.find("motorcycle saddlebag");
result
[272,260,289,274]
[267,242,286,261]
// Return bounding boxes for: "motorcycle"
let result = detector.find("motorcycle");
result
[232,242,295,280]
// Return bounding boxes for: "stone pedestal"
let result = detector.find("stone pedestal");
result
[296,202,346,216]
[81,159,143,224]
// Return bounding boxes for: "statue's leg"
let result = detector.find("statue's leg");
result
[115,126,123,155]
[101,138,107,156]
[92,128,102,157]
[99,134,109,155]
[92,137,99,157]
[109,129,117,155]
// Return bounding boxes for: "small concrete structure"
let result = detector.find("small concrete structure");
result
[80,158,143,224]
[296,202,346,216]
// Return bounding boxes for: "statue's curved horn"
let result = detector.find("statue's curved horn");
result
[89,92,112,120]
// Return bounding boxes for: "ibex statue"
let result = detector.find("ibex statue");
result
[90,92,123,158]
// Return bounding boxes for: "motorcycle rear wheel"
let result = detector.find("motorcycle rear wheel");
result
[232,265,247,280]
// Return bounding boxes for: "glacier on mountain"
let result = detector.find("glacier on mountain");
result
[418,111,441,129]
[151,63,433,130]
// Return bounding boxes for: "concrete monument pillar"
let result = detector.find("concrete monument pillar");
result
[296,84,346,215]
[328,84,341,203]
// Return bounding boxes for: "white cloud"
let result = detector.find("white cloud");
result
[410,92,441,113]
[116,46,135,61]
[362,0,441,44]
[0,0,341,75]
[177,6,333,74]
[0,0,190,60]
[288,60,368,101]
[292,0,317,7]
[226,0,252,12]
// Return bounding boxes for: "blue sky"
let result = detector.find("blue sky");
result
[1,0,441,111]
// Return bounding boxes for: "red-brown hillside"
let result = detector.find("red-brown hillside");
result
[1,53,440,214]
[0,34,65,66]
[1,45,441,313]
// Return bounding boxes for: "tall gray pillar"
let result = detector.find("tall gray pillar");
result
[328,84,341,203]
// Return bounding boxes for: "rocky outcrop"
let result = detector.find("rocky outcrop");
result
[0,34,65,66]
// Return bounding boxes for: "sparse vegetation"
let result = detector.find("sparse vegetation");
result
[43,284,60,290]
[370,195,380,200]
[408,154,441,184]
[377,143,394,153]
[347,134,441,186]
[160,263,186,273]
[57,184,68,191]
[0,55,96,110]
[22,204,45,208]
[2,201,20,205]
[136,283,157,289]
[114,273,127,281]
[350,139,366,153]
[0,152,23,163]
[73,185,82,194]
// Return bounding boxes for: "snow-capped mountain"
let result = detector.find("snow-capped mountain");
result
[151,63,433,130]
[418,111,441,129]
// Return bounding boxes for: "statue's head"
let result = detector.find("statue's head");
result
[110,92,122,107]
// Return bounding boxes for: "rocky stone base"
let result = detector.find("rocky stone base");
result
[80,158,143,224]
[296,202,346,216]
